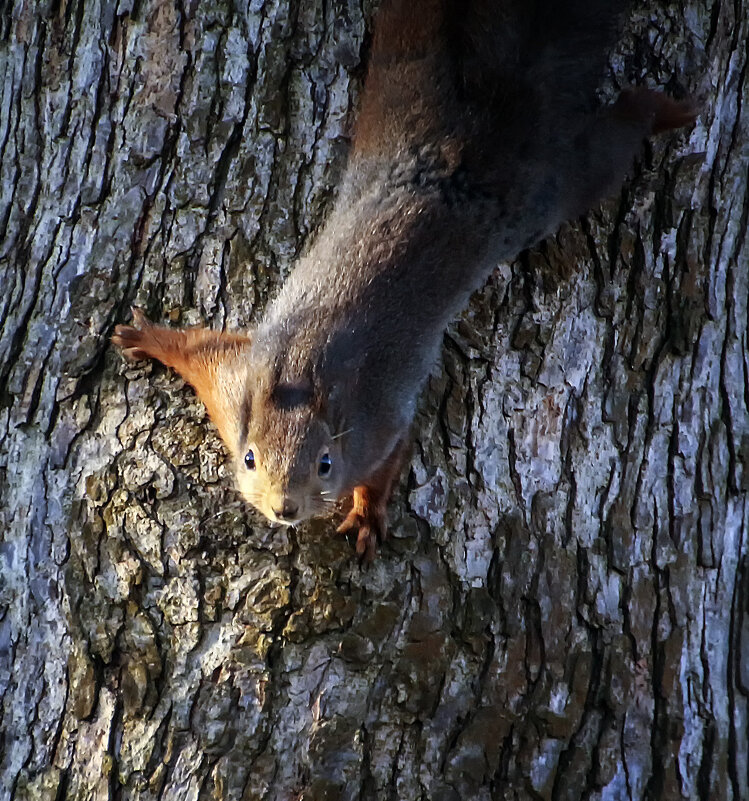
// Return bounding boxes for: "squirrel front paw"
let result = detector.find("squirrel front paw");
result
[112,308,154,362]
[337,485,389,563]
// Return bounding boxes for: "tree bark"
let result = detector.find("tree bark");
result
[1,2,746,800]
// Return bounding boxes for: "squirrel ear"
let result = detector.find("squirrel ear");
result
[271,377,315,410]
[322,361,360,425]
[318,329,364,419]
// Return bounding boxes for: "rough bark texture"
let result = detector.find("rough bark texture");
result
[0,1,746,800]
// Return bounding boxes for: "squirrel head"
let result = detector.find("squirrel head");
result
[234,369,351,526]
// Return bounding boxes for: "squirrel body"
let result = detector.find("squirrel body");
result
[113,0,695,559]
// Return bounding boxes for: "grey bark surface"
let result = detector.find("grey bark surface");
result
[0,1,746,800]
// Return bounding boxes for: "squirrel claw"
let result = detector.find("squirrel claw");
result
[130,306,149,328]
[112,308,153,361]
[112,324,149,362]
[356,526,377,563]
[337,486,388,563]
[336,513,380,564]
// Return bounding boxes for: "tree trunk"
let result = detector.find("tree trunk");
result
[1,1,746,800]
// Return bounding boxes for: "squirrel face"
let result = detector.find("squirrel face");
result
[235,391,347,526]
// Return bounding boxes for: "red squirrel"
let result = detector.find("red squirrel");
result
[112,0,695,560]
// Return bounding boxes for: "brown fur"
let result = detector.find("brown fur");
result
[113,0,695,559]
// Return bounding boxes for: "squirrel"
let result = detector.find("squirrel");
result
[112,0,695,560]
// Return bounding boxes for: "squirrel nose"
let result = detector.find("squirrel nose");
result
[272,498,299,522]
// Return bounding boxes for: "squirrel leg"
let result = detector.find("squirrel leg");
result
[112,308,253,455]
[610,87,697,137]
[337,438,408,562]
[568,88,697,217]
[112,307,251,374]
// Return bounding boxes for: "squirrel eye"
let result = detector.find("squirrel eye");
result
[244,449,256,471]
[318,452,332,478]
